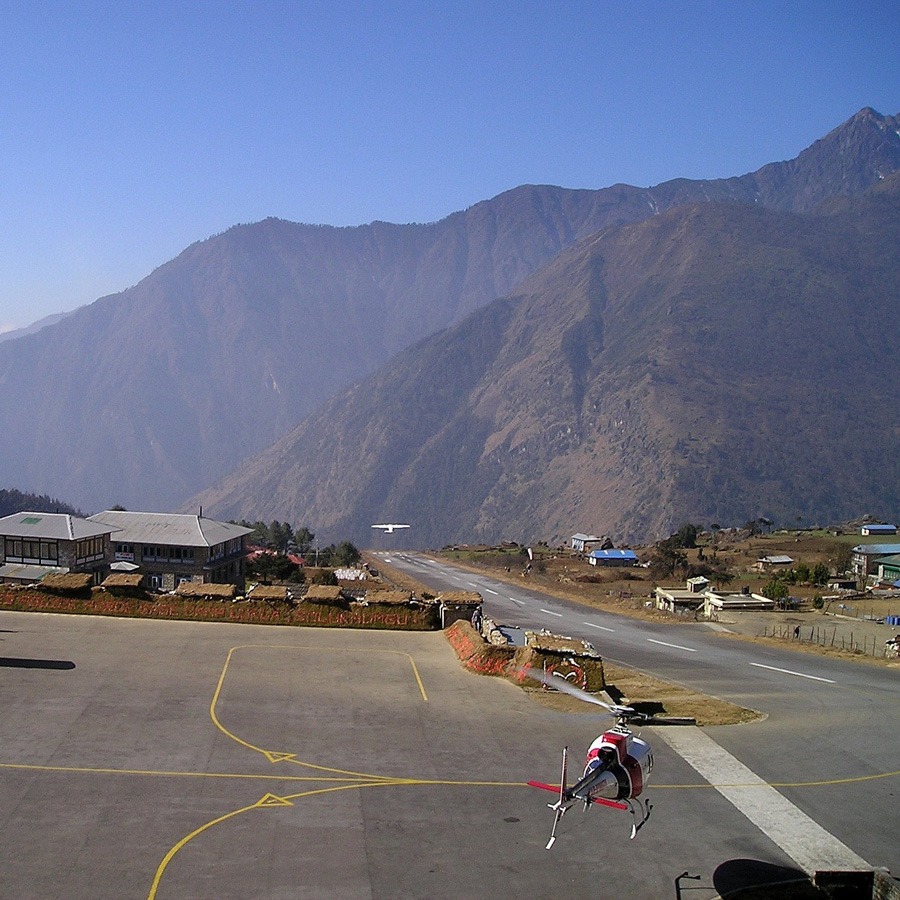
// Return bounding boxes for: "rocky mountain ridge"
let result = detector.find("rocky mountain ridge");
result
[194,174,900,545]
[0,108,897,513]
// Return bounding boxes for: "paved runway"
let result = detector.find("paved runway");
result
[0,609,891,898]
[375,552,900,878]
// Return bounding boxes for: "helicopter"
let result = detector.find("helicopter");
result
[526,669,654,848]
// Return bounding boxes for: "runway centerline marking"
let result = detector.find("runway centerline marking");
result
[646,638,696,652]
[484,588,498,595]
[540,609,563,618]
[509,597,525,606]
[584,622,615,632]
[750,662,835,683]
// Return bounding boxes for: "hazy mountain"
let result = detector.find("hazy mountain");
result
[0,488,81,518]
[0,108,897,512]
[194,174,900,546]
[0,308,77,343]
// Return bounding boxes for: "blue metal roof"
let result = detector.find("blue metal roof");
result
[589,549,637,560]
[852,544,900,554]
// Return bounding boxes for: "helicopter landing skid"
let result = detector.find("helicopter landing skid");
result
[628,796,652,839]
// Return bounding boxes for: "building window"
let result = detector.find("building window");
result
[76,536,105,563]
[4,538,59,565]
[142,545,195,563]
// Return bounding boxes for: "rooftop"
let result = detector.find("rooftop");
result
[589,549,638,559]
[88,511,252,548]
[0,511,115,541]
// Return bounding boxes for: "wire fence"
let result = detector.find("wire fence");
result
[760,622,900,658]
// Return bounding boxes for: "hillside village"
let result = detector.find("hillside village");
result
[436,520,900,658]
[4,502,897,659]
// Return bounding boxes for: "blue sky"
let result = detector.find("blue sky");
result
[1,0,897,331]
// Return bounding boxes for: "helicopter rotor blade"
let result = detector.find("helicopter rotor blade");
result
[526,668,636,717]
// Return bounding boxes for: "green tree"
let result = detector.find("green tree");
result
[267,521,294,553]
[761,578,788,601]
[794,562,810,583]
[294,526,315,554]
[649,540,688,579]
[672,523,700,549]
[333,541,361,567]
[811,563,830,586]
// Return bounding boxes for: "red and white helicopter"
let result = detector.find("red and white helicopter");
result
[526,669,654,849]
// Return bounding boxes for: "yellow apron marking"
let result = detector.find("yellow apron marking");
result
[210,644,427,780]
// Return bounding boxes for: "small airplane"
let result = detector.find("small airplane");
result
[371,523,411,534]
[526,669,654,848]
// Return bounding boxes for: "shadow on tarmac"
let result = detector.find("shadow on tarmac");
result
[711,859,820,898]
[0,657,76,670]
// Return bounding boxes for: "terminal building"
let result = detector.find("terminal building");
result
[87,511,252,591]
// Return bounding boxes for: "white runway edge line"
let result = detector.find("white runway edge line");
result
[646,638,697,653]
[584,622,615,633]
[659,728,869,874]
[750,662,836,684]
[540,609,563,617]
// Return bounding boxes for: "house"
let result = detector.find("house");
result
[755,555,794,571]
[588,548,638,567]
[654,586,704,613]
[875,554,900,585]
[87,510,252,591]
[571,533,605,553]
[861,524,897,536]
[704,590,775,617]
[851,544,900,578]
[0,511,116,585]
[827,576,857,591]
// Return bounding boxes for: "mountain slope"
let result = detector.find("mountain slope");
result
[0,108,897,512]
[195,174,900,545]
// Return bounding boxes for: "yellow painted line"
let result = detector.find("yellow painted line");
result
[210,644,428,781]
[3,759,897,790]
[146,798,265,899]
[0,761,374,783]
[147,781,398,900]
[208,646,269,757]
[408,655,428,701]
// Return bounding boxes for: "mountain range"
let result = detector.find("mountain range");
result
[0,107,898,542]
[194,172,900,545]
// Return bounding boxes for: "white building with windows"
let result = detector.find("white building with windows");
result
[0,511,116,584]
[87,510,252,591]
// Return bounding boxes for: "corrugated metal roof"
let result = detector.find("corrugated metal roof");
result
[759,555,794,564]
[589,549,637,559]
[0,512,115,541]
[571,533,601,542]
[852,544,900,554]
[0,563,68,581]
[87,511,252,548]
